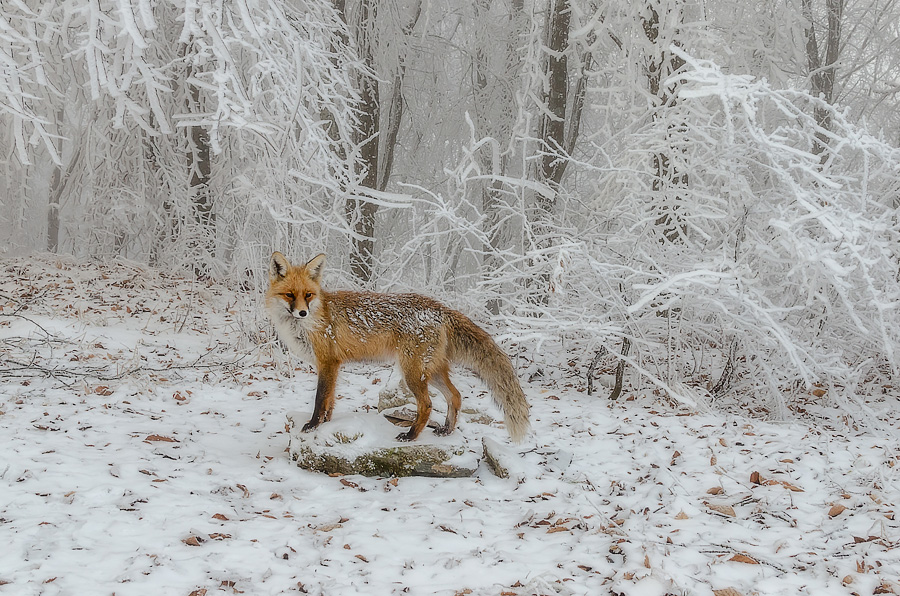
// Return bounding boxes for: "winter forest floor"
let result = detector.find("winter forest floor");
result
[1,255,899,596]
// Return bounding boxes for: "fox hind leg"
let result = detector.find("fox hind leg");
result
[396,359,432,442]
[431,364,461,437]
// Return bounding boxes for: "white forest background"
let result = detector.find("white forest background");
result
[3,0,900,422]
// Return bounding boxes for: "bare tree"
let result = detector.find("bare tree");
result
[339,0,421,283]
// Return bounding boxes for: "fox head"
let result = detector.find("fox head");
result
[266,252,326,322]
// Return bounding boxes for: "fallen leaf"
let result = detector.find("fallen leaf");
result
[713,589,744,596]
[707,487,724,495]
[675,511,690,520]
[778,480,804,492]
[829,504,847,517]
[183,536,203,547]
[729,553,759,564]
[212,513,229,521]
[707,503,736,517]
[144,434,178,443]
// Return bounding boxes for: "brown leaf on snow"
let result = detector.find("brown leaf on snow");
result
[713,589,744,596]
[778,481,804,492]
[829,504,847,517]
[728,553,759,564]
[212,513,229,521]
[219,580,244,593]
[707,486,724,495]
[707,503,736,517]
[675,511,690,520]
[750,471,804,492]
[188,590,208,596]
[144,434,178,443]
[183,536,204,547]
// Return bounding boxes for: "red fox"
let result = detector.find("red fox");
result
[265,252,530,442]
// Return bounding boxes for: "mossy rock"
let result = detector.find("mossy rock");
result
[287,411,478,478]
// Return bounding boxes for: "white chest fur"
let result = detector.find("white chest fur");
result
[268,306,316,364]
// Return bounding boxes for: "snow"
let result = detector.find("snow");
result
[2,256,900,595]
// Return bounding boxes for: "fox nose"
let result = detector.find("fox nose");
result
[296,310,308,318]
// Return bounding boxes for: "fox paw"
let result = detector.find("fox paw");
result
[395,431,416,442]
[433,424,454,437]
[301,420,321,433]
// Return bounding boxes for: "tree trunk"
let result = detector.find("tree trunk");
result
[186,57,214,276]
[342,0,380,283]
[802,0,844,159]
[47,109,85,253]
[340,0,419,283]
[643,0,687,243]
[474,0,524,314]
[536,0,571,221]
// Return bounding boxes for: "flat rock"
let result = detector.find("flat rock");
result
[287,411,478,478]
[377,379,416,412]
[481,436,528,480]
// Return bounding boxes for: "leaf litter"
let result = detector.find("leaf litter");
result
[0,255,899,595]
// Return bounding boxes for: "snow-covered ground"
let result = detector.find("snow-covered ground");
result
[2,256,899,596]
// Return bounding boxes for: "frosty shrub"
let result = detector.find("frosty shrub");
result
[490,50,900,416]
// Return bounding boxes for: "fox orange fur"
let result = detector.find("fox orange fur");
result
[265,252,530,442]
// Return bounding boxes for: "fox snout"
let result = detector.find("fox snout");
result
[293,307,308,319]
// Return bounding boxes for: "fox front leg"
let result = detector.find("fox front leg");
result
[303,362,338,432]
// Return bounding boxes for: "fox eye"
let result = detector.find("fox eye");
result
[305,292,314,301]
[285,293,295,301]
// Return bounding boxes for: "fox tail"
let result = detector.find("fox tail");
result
[447,311,530,442]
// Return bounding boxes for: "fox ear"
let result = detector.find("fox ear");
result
[270,252,290,280]
[305,254,326,282]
